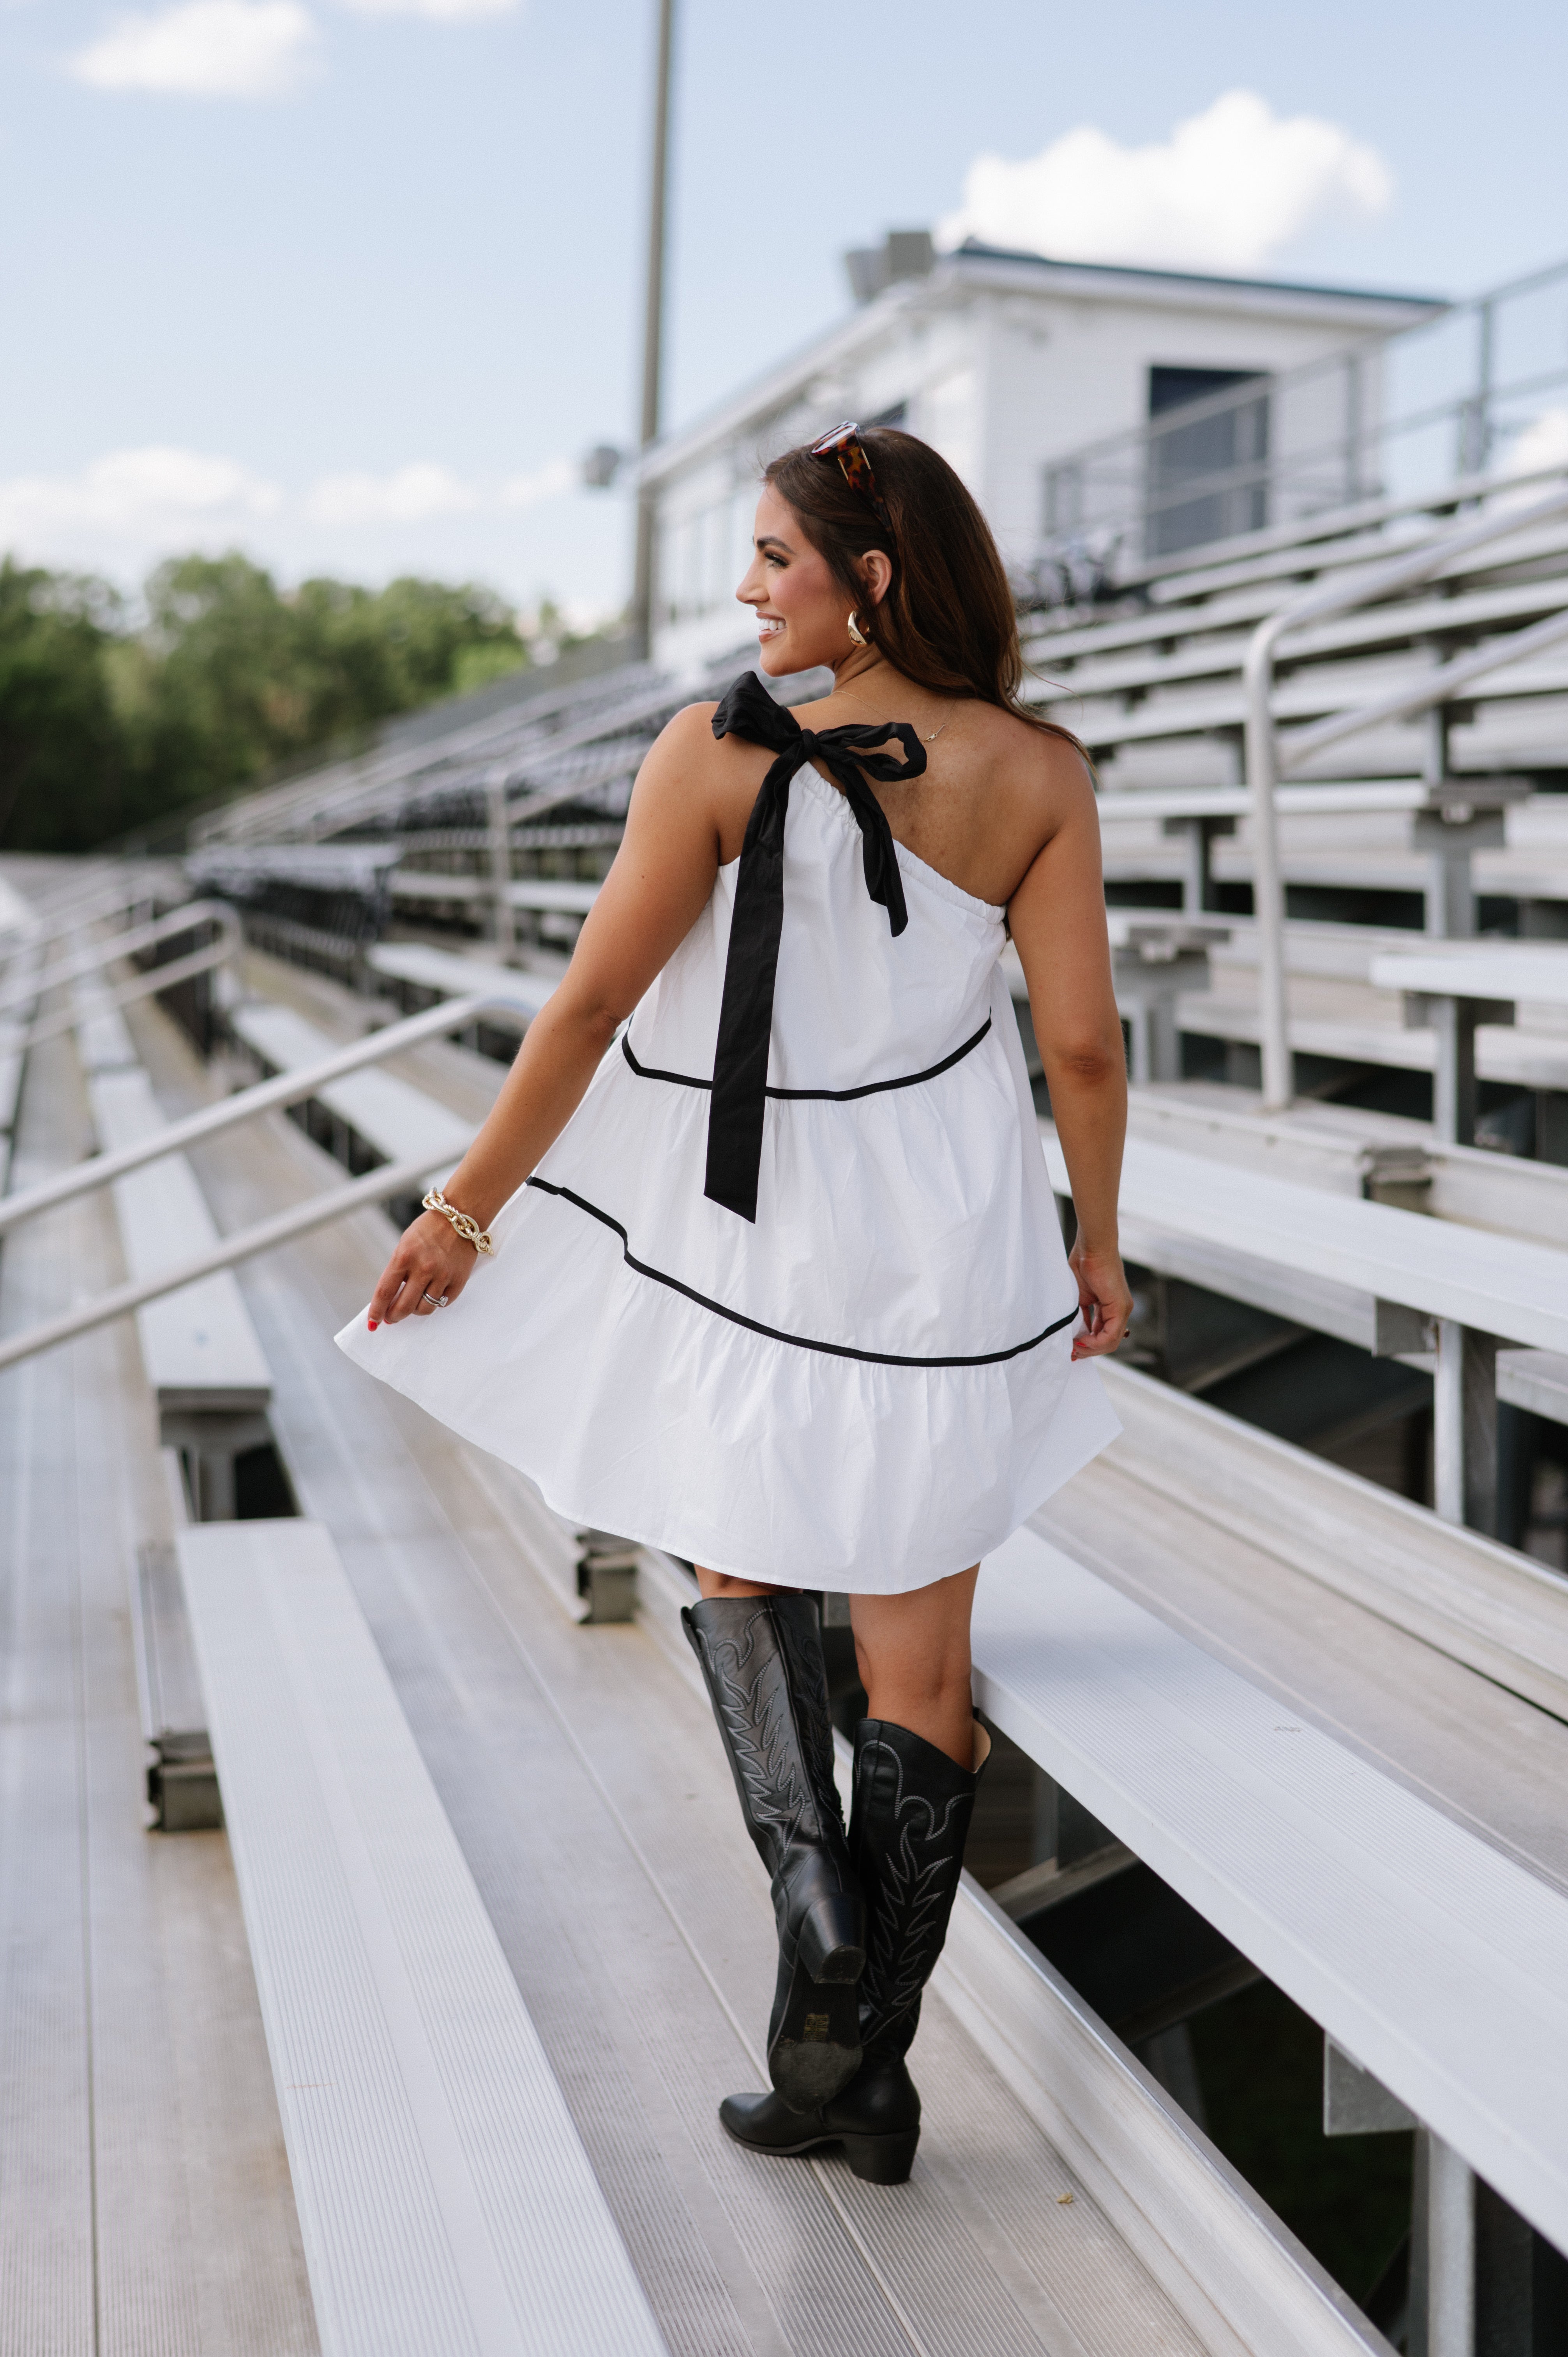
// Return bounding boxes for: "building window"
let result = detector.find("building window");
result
[1146,366,1271,557]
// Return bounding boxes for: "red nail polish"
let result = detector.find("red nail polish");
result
[368,1317,379,1330]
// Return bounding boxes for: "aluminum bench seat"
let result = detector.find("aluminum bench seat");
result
[229,1000,474,1186]
[388,875,600,918]
[1064,1358,1568,1726]
[74,966,140,1074]
[177,1517,668,2357]
[367,941,554,1019]
[1370,943,1568,1011]
[971,1520,1568,2260]
[87,1065,272,1419]
[1045,1126,1568,1360]
[1496,1348,1568,1429]
[88,1064,274,1514]
[1121,1080,1568,1248]
[505,878,602,915]
[1168,988,1568,1094]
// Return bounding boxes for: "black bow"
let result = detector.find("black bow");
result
[704,671,924,1222]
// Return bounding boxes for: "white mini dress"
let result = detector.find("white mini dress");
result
[336,674,1119,1593]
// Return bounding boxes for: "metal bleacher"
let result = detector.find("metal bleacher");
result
[7,403,1568,2352]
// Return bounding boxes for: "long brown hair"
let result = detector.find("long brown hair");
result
[764,428,1081,748]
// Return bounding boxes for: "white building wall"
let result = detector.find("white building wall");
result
[645,255,1437,673]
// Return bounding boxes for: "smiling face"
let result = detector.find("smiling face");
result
[735,484,888,676]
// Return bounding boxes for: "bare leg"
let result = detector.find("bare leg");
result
[850,1565,979,1768]
[695,1565,794,1599]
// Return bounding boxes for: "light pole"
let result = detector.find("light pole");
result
[631,0,676,657]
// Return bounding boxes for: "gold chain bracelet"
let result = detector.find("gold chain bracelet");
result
[422,1187,496,1256]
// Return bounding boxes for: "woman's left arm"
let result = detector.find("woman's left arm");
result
[368,705,726,1324]
[1007,747,1133,1360]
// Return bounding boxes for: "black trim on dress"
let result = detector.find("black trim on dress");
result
[621,1016,993,1103]
[524,1176,1079,1368]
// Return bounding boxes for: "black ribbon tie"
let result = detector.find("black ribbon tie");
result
[703,671,925,1223]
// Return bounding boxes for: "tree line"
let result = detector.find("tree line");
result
[0,551,595,854]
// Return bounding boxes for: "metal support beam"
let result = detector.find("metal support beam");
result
[1434,1000,1480,1144]
[1113,947,1210,1084]
[1163,813,1234,913]
[1414,807,1504,941]
[1434,1319,1499,1535]
[485,775,516,961]
[1428,2134,1476,2357]
[1418,990,1514,1144]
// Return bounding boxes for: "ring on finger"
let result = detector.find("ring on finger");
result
[421,1289,449,1308]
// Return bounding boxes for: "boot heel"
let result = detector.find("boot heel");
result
[799,1893,864,1984]
[842,2128,919,2185]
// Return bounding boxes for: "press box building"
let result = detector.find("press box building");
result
[639,232,1442,677]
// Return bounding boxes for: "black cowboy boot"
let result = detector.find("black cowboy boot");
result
[720,1716,988,2183]
[682,1595,865,2108]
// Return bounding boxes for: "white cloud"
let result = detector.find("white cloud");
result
[501,458,574,509]
[338,0,517,16]
[1501,407,1568,479]
[939,90,1393,275]
[0,447,280,551]
[70,0,319,97]
[305,462,477,524]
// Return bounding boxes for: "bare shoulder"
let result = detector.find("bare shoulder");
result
[968,705,1095,857]
[632,700,771,861]
[650,700,721,758]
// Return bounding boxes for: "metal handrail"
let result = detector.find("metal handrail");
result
[23,930,241,1051]
[1035,250,1568,584]
[0,988,536,1241]
[1280,600,1568,774]
[0,1156,439,1377]
[1243,477,1568,1109]
[0,868,168,952]
[0,900,238,1021]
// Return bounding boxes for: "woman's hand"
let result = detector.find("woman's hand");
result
[1068,1237,1132,1360]
[367,1210,481,1327]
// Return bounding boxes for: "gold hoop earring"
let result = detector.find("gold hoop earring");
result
[847,611,867,648]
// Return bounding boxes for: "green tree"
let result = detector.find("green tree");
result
[0,549,559,855]
[0,561,127,852]
[120,556,533,814]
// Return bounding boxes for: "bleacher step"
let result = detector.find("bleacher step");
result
[973,1525,1568,2258]
[179,1516,670,2357]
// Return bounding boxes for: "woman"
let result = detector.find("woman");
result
[338,424,1132,2186]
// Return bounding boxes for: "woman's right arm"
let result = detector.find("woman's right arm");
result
[368,704,727,1325]
[1007,749,1132,1360]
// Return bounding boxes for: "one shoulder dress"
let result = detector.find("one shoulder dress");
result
[335,672,1119,1593]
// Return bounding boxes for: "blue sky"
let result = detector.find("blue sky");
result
[2,0,1565,619]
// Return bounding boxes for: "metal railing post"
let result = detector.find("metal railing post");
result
[1241,616,1294,1111]
[1428,2133,1477,2357]
[486,773,517,960]
[1434,1320,1466,1527]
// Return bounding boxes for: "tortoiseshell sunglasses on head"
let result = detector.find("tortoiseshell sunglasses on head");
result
[809,421,894,534]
